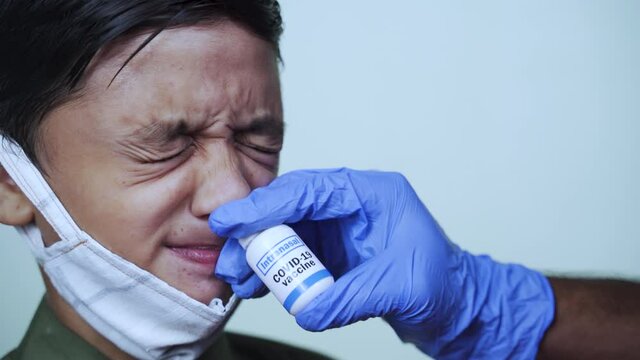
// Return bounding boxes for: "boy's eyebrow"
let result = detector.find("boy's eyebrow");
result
[243,115,285,139]
[128,120,189,145]
[127,115,285,145]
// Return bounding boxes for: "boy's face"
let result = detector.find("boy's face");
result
[33,22,283,304]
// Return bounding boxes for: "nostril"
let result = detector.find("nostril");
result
[190,173,251,219]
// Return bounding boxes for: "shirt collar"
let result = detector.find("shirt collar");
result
[11,297,235,360]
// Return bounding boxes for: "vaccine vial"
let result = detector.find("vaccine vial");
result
[239,225,334,315]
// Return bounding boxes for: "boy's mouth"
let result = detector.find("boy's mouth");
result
[167,244,222,266]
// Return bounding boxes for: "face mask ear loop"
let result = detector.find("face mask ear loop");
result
[0,137,88,250]
[1,137,238,358]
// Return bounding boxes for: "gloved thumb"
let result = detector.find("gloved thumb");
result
[215,237,253,284]
[295,254,395,332]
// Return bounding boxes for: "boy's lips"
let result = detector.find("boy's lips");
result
[167,244,222,266]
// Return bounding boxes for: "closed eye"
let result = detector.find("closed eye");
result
[239,142,281,154]
[149,143,195,163]
[234,131,282,155]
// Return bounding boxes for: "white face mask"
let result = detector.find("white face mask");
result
[0,137,238,360]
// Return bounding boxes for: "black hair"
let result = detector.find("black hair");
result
[0,0,283,165]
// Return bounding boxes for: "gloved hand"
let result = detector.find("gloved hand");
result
[209,168,555,359]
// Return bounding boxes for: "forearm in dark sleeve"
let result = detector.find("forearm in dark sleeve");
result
[537,277,640,360]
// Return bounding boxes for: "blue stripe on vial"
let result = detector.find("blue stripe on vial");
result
[283,269,332,312]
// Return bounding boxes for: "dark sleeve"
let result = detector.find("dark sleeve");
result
[1,349,17,360]
[226,332,336,360]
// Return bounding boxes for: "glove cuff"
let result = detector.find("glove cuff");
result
[435,253,556,359]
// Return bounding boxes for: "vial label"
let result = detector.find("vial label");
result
[256,235,304,276]
[252,234,331,312]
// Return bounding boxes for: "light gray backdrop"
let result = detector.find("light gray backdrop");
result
[2,1,639,359]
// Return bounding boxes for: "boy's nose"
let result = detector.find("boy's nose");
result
[190,144,251,219]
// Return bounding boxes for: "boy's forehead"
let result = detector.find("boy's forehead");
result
[56,22,280,130]
[79,22,276,99]
[38,21,282,167]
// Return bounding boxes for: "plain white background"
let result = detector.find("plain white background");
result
[1,1,639,359]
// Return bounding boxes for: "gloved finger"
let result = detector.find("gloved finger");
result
[214,237,253,284]
[290,219,354,278]
[209,169,362,240]
[253,283,270,298]
[231,272,268,299]
[294,255,394,332]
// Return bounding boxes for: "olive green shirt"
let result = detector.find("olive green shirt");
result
[3,299,332,360]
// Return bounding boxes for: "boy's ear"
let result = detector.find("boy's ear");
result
[0,166,35,226]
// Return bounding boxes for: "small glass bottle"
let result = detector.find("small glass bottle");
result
[239,225,334,315]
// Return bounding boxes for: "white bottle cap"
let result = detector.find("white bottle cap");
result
[238,225,292,249]
[238,231,261,249]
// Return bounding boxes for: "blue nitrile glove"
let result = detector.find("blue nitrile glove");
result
[209,168,555,359]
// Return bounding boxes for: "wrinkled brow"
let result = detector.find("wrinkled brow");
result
[243,115,285,139]
[125,116,284,145]
[126,120,189,146]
